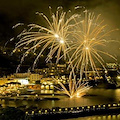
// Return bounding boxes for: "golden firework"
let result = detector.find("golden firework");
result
[67,10,117,80]
[13,7,117,98]
[14,7,79,72]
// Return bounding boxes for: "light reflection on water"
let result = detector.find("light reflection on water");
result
[62,114,120,120]
[0,88,120,120]
[0,88,120,108]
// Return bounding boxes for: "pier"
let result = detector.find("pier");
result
[25,103,120,119]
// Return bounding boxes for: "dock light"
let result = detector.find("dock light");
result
[32,111,34,114]
[53,109,55,112]
[87,106,90,109]
[45,110,47,113]
[65,108,68,111]
[71,108,73,110]
[113,104,117,107]
[98,105,101,108]
[118,103,120,106]
[82,107,84,109]
[59,108,61,111]
[77,107,79,110]
[108,104,111,107]
[39,110,41,113]
[93,106,95,108]
[26,111,28,114]
[103,105,106,107]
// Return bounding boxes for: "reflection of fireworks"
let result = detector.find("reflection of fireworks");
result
[53,77,91,98]
[67,10,117,80]
[13,7,79,72]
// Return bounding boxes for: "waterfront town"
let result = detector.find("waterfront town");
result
[0,62,120,119]
[0,62,120,94]
[0,0,120,120]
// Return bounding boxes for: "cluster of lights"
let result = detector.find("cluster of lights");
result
[25,103,120,116]
[41,84,54,90]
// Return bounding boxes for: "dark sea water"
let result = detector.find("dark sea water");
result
[62,114,120,120]
[0,88,120,120]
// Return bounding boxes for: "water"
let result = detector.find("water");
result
[0,88,120,119]
[0,88,120,108]
[62,114,120,120]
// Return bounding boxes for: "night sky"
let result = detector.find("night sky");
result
[0,0,120,74]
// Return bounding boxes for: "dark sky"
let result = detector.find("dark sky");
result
[0,0,120,73]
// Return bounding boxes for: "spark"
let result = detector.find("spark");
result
[67,10,117,80]
[53,77,91,98]
[60,39,64,44]
[13,7,79,72]
[54,34,59,38]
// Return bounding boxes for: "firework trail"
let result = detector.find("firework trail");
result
[13,6,79,72]
[12,7,118,98]
[67,10,117,80]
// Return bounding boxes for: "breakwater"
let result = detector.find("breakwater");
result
[25,103,120,120]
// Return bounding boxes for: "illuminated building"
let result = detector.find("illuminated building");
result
[34,63,69,78]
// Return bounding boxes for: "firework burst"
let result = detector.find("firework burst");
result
[12,7,118,98]
[67,10,117,80]
[13,6,79,72]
